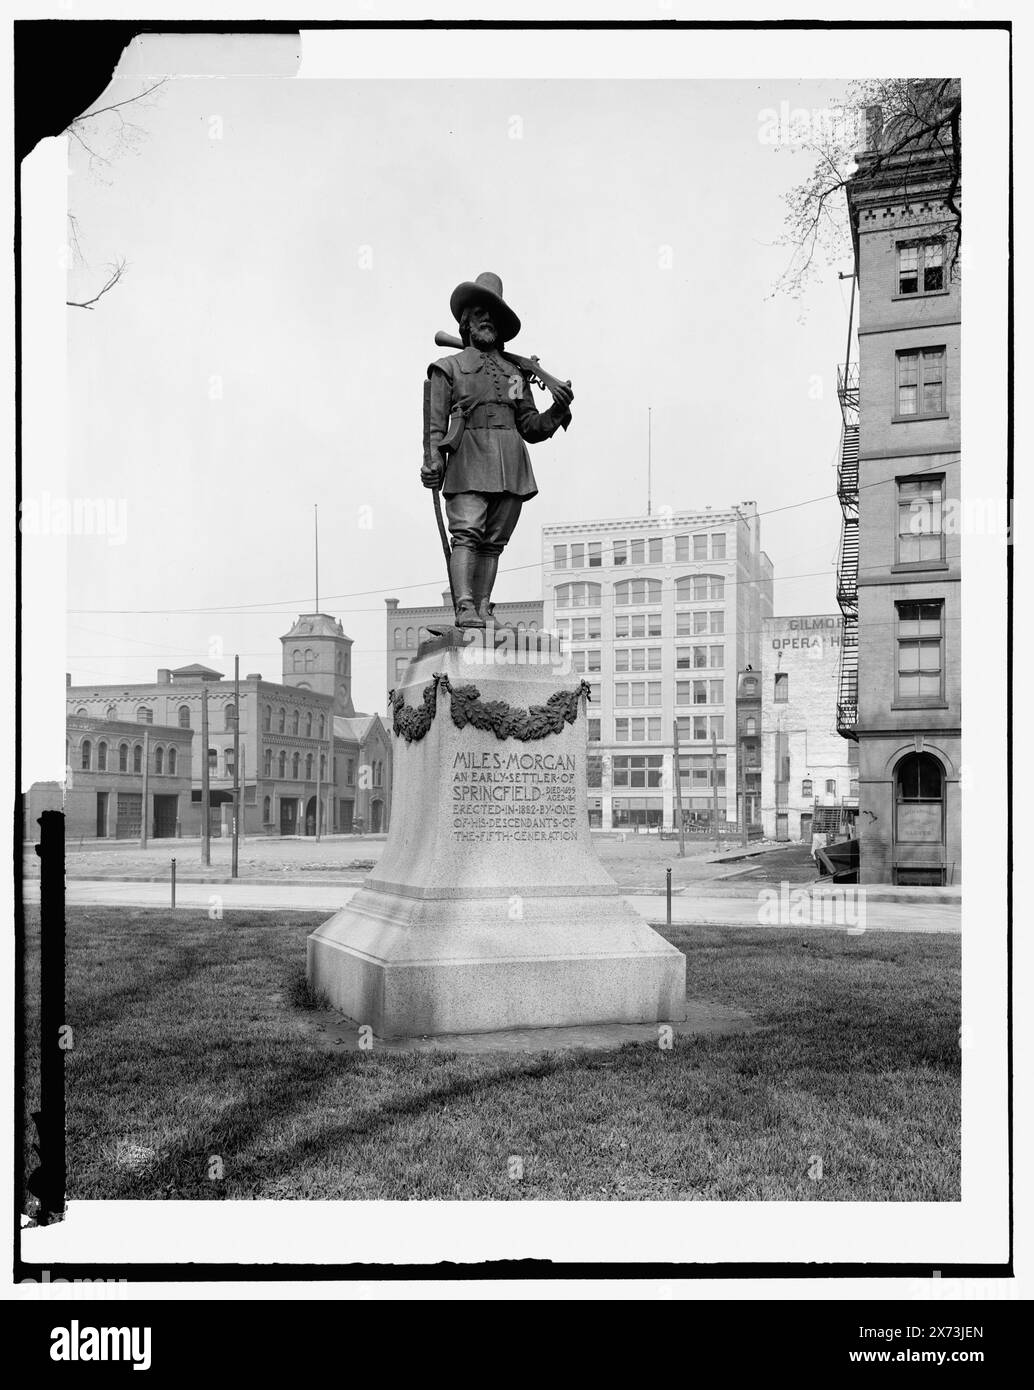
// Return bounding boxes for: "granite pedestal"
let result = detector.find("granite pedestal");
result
[307,629,686,1038]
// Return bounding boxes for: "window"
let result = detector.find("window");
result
[136,706,152,724]
[263,796,271,823]
[693,717,708,740]
[711,716,724,740]
[743,676,757,695]
[133,744,143,773]
[570,542,584,568]
[264,748,273,777]
[587,718,601,742]
[224,703,236,732]
[675,574,723,603]
[774,673,788,702]
[292,752,300,779]
[895,752,944,843]
[710,680,724,704]
[587,682,601,704]
[849,778,859,798]
[648,538,663,563]
[306,753,314,779]
[555,581,601,609]
[825,779,836,796]
[897,476,944,563]
[263,705,271,732]
[616,613,661,638]
[612,540,627,566]
[168,747,177,775]
[81,739,91,770]
[897,601,943,700]
[306,712,313,737]
[292,649,303,672]
[674,535,689,563]
[709,645,724,669]
[319,715,325,738]
[710,611,724,634]
[395,657,408,682]
[278,751,287,778]
[588,542,602,568]
[553,544,567,569]
[225,748,235,778]
[118,743,128,772]
[304,649,315,671]
[693,534,708,561]
[320,754,326,780]
[615,718,661,742]
[346,758,355,786]
[393,627,403,646]
[406,628,416,648]
[896,347,945,417]
[292,710,300,735]
[711,533,726,560]
[614,578,661,606]
[97,741,107,771]
[676,681,691,705]
[802,779,813,798]
[75,707,88,716]
[745,715,757,736]
[630,539,645,564]
[106,704,118,720]
[612,755,664,789]
[278,708,286,733]
[155,746,164,775]
[898,240,944,295]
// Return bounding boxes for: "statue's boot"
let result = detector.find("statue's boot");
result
[450,548,484,628]
[473,552,499,626]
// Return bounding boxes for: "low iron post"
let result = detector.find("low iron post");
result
[171,857,176,909]
[666,866,672,926]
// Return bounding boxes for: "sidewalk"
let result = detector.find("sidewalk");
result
[23,879,961,932]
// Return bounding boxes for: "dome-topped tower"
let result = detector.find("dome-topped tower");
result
[280,613,355,716]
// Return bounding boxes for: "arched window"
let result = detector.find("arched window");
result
[745,715,757,736]
[106,704,118,720]
[305,712,313,737]
[318,715,325,738]
[305,753,314,779]
[304,649,315,671]
[278,751,287,778]
[292,710,300,735]
[319,753,326,780]
[264,748,272,777]
[614,578,662,607]
[168,747,177,775]
[292,752,301,779]
[81,739,92,770]
[336,650,344,673]
[208,747,217,772]
[278,708,286,733]
[394,627,402,647]
[118,742,128,772]
[224,703,236,732]
[292,649,302,672]
[263,705,271,732]
[136,706,153,724]
[155,746,164,774]
[675,574,724,603]
[133,743,143,773]
[554,581,602,609]
[178,705,191,728]
[97,741,107,771]
[76,707,88,716]
[895,752,944,842]
[406,628,416,648]
[263,795,271,823]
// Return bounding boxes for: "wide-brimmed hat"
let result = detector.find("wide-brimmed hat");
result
[449,271,521,342]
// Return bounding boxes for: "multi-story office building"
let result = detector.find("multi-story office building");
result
[62,613,392,839]
[761,615,858,841]
[542,506,773,830]
[837,84,962,883]
[385,592,543,691]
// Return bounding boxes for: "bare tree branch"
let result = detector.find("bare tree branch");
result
[66,258,127,310]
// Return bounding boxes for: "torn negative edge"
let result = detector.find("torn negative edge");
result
[23,810,66,1228]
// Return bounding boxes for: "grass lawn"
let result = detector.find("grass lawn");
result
[22,906,960,1201]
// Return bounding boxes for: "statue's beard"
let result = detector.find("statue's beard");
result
[470,324,497,350]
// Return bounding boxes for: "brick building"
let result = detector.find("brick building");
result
[60,613,391,839]
[385,592,544,692]
[836,83,962,883]
[62,713,194,840]
[761,615,858,841]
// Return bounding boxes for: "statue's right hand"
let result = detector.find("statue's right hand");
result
[421,463,444,490]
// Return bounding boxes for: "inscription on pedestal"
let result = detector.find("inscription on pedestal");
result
[451,749,579,843]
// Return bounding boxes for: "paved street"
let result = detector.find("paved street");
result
[23,877,960,933]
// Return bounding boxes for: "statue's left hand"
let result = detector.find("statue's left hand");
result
[550,380,574,410]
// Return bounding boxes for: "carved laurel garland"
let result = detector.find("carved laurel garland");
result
[388,674,592,744]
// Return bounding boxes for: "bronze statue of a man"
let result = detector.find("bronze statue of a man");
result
[422,272,574,628]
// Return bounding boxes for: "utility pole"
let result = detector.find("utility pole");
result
[672,718,685,858]
[711,729,721,854]
[240,743,247,844]
[647,406,652,517]
[314,503,320,611]
[740,729,749,849]
[315,724,323,842]
[140,729,150,848]
[231,656,240,879]
[201,685,210,866]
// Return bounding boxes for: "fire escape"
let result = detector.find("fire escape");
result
[835,360,859,738]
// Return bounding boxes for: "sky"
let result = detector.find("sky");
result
[59,53,859,718]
